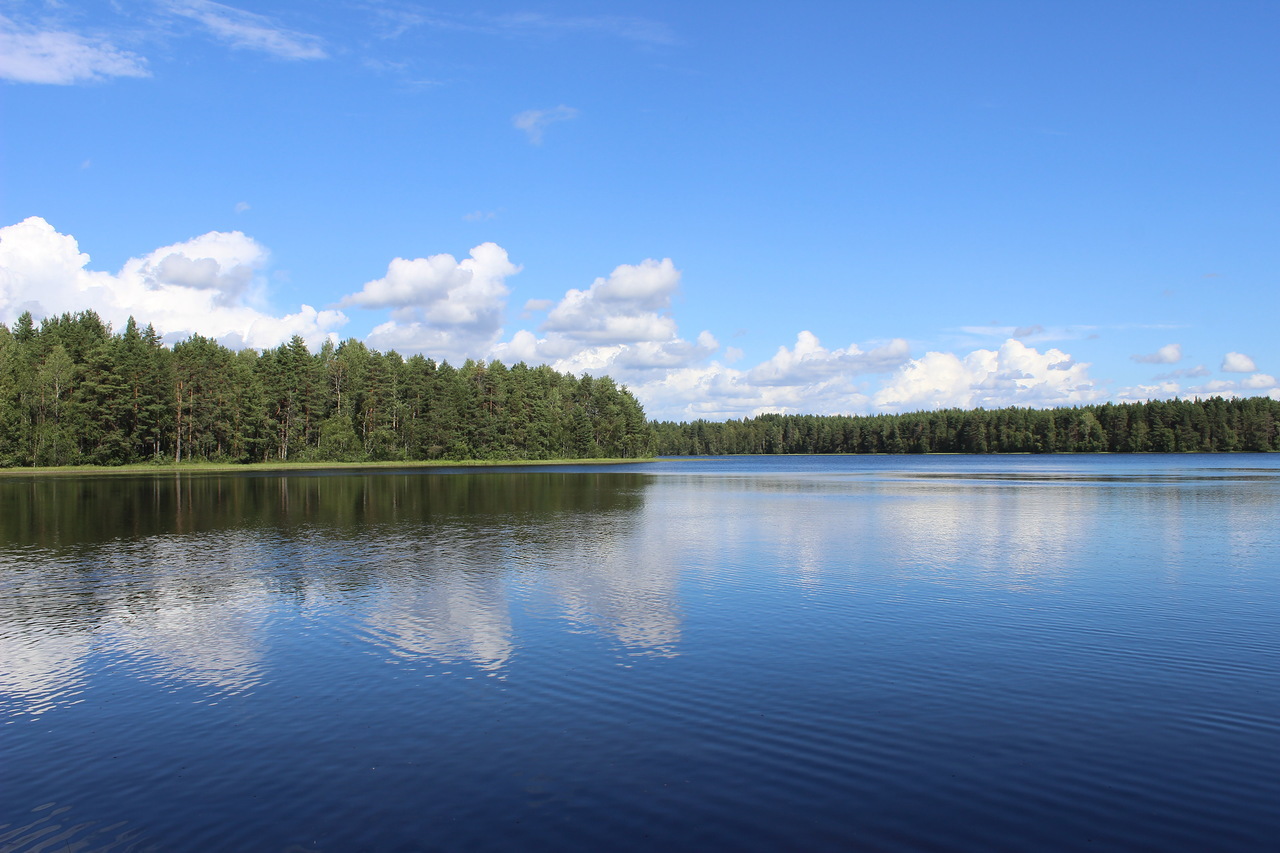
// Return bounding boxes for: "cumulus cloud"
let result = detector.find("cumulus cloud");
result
[1132,343,1182,364]
[593,331,909,422]
[344,243,521,362]
[628,359,874,422]
[1186,374,1280,399]
[490,257,722,386]
[1222,352,1257,373]
[163,0,327,59]
[0,15,149,84]
[1114,381,1185,403]
[513,105,579,143]
[872,339,1100,412]
[543,258,680,341]
[747,332,910,386]
[0,217,345,349]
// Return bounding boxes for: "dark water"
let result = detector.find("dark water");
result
[3,455,1279,851]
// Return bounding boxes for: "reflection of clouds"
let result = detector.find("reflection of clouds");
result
[637,471,1097,592]
[873,482,1088,588]
[0,557,96,715]
[362,567,514,672]
[108,587,269,693]
[0,625,92,715]
[350,530,516,671]
[357,510,685,666]
[101,533,271,694]
[550,516,682,655]
[0,533,272,711]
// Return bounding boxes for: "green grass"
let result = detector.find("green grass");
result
[0,457,655,477]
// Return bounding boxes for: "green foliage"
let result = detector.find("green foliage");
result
[653,398,1280,455]
[0,315,655,467]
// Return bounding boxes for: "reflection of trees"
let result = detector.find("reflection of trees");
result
[0,469,691,702]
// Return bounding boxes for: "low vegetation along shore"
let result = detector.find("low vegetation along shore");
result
[0,458,652,478]
[2,311,1277,470]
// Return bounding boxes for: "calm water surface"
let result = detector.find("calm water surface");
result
[3,455,1279,851]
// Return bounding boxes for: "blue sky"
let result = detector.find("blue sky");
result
[2,0,1277,420]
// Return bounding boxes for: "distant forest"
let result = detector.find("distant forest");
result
[0,311,652,466]
[653,397,1280,456]
[2,311,1277,468]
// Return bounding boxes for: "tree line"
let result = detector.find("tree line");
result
[654,397,1280,455]
[4,310,1277,468]
[0,311,653,466]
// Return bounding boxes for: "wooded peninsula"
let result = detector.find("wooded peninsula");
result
[1,311,1277,468]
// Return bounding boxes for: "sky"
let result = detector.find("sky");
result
[1,0,1277,421]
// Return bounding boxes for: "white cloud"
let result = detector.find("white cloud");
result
[872,339,1100,411]
[344,243,521,362]
[1185,373,1278,397]
[1132,343,1182,364]
[0,217,345,349]
[747,332,910,386]
[1114,381,1185,403]
[513,105,579,144]
[630,358,877,422]
[0,15,149,84]
[7,219,1268,422]
[592,331,907,422]
[234,201,251,213]
[163,1,327,60]
[543,258,680,342]
[490,257,721,387]
[1222,351,1257,373]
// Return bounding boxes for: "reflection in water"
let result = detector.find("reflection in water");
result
[362,553,515,671]
[4,465,1277,709]
[547,504,683,655]
[0,622,91,715]
[3,458,1280,851]
[0,801,154,852]
[0,471,675,703]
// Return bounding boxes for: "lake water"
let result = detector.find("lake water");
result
[3,455,1279,851]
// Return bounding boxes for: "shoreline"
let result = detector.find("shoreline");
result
[0,458,657,478]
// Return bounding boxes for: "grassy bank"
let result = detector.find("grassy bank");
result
[0,458,656,478]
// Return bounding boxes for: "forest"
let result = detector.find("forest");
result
[3,311,1277,468]
[0,311,653,466]
[653,396,1280,455]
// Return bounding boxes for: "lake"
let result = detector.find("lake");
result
[3,455,1279,851]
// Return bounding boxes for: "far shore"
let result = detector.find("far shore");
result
[0,458,656,478]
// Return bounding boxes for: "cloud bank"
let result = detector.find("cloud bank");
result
[0,217,344,349]
[3,218,1276,419]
